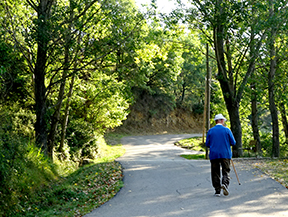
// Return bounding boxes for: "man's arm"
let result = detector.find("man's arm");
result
[228,130,236,146]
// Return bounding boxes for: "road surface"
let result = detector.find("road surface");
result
[85,134,288,217]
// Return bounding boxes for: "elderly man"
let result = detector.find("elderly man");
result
[206,114,236,197]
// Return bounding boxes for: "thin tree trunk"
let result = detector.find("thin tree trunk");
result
[268,0,280,157]
[205,43,210,159]
[59,75,75,154]
[249,9,261,155]
[251,84,261,154]
[47,62,68,159]
[279,102,288,143]
[180,82,186,105]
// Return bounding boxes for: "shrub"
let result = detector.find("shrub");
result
[0,105,58,216]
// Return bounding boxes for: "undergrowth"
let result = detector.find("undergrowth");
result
[14,161,124,217]
[1,132,125,217]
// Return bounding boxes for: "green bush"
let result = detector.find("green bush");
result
[0,106,58,216]
[0,127,25,212]
[65,118,99,161]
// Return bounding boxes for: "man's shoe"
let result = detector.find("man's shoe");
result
[221,185,229,196]
[214,190,221,197]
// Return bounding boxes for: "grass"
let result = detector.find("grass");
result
[8,136,126,217]
[176,137,207,160]
[249,159,288,189]
[175,136,206,152]
[180,154,205,160]
[15,161,124,217]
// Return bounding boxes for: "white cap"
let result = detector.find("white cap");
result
[214,114,227,121]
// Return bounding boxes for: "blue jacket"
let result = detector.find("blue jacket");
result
[206,124,236,160]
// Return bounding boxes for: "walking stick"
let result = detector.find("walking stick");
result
[231,159,241,185]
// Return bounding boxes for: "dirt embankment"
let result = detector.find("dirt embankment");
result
[114,108,203,135]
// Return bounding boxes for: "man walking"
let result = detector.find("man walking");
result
[206,114,236,197]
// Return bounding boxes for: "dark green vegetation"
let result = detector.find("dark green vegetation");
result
[1,0,288,215]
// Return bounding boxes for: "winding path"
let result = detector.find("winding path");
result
[85,134,288,217]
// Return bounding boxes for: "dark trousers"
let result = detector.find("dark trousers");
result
[210,158,230,192]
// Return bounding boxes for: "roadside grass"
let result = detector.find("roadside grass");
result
[175,137,206,152]
[251,159,288,189]
[12,137,125,217]
[176,137,206,160]
[180,154,205,160]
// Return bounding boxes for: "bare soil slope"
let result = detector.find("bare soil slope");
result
[115,108,203,135]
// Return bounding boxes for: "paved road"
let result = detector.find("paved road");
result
[85,134,288,217]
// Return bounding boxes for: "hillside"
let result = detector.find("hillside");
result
[114,107,203,135]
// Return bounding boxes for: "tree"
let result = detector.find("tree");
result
[267,0,280,157]
[249,4,261,155]
[187,0,268,157]
[2,0,143,159]
[174,32,207,113]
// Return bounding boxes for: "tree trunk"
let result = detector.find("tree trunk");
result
[251,84,261,154]
[34,0,54,155]
[249,13,261,155]
[59,75,75,154]
[268,61,279,158]
[34,52,48,154]
[211,0,266,157]
[47,66,67,159]
[279,102,288,143]
[215,45,243,157]
[225,97,242,158]
[47,5,75,159]
[205,43,210,159]
[180,82,186,105]
[268,0,280,158]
